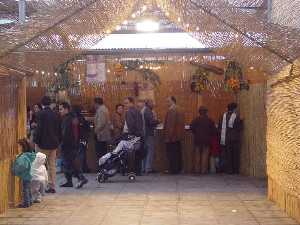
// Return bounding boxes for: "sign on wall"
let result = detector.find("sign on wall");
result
[86,55,106,83]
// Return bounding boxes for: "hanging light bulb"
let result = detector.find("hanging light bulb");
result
[177,17,181,22]
[142,5,147,11]
[166,11,170,16]
[131,13,136,18]
[116,25,121,31]
[123,20,128,25]
[196,26,200,31]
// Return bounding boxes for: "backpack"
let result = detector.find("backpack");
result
[12,152,36,180]
[79,116,91,141]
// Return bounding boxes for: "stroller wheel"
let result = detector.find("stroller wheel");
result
[97,172,106,183]
[128,173,136,182]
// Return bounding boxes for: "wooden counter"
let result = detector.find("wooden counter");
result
[153,128,194,173]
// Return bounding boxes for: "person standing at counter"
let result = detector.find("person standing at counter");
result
[144,99,159,174]
[94,97,111,168]
[124,97,144,175]
[218,103,242,174]
[190,106,216,174]
[164,96,185,174]
[112,104,125,138]
[139,99,159,174]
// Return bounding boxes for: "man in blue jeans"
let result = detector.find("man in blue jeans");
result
[139,99,159,174]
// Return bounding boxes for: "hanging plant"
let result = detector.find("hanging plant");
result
[224,61,249,92]
[190,67,209,94]
[114,63,125,76]
[44,56,82,100]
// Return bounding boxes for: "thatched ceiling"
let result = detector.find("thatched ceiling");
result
[0,0,299,75]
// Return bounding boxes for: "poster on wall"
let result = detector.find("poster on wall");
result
[86,55,106,83]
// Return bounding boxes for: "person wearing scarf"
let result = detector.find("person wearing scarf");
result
[218,103,242,174]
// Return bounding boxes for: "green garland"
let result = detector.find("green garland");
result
[50,56,80,93]
[120,60,161,87]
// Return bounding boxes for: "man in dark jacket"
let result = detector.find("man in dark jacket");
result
[139,99,159,173]
[59,102,88,189]
[72,105,91,173]
[34,96,60,193]
[218,103,242,174]
[190,106,216,174]
[124,97,144,175]
[124,97,144,137]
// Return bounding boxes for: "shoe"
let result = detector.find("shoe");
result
[18,203,30,208]
[60,182,73,188]
[45,188,56,193]
[76,178,88,189]
[33,199,41,203]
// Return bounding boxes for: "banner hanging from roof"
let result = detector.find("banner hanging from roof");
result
[86,55,106,83]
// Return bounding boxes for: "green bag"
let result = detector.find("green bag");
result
[12,152,36,181]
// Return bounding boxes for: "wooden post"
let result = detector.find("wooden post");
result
[18,0,26,24]
[267,0,273,22]
[197,94,203,109]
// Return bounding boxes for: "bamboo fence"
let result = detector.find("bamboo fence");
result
[0,75,25,214]
[266,59,300,223]
[239,83,267,178]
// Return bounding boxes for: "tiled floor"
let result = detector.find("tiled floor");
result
[0,174,299,225]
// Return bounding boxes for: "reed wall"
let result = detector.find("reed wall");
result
[239,83,267,178]
[0,75,25,214]
[266,59,300,223]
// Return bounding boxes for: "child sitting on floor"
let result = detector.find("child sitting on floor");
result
[31,152,48,203]
[13,138,36,208]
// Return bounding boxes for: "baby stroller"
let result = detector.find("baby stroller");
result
[96,135,142,183]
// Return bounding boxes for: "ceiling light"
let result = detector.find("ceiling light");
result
[136,20,159,32]
[123,20,128,25]
[132,13,136,18]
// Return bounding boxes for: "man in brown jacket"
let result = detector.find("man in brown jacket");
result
[164,96,185,174]
[94,97,111,168]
